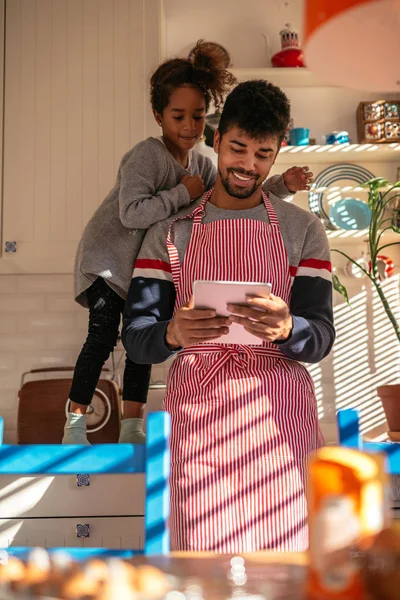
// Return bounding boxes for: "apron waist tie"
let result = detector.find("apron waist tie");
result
[178,345,285,387]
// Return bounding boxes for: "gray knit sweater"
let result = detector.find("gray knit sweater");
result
[74,136,292,307]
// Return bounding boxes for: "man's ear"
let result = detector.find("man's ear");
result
[213,129,221,154]
[153,110,162,127]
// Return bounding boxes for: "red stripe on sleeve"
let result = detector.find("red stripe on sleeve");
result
[298,258,332,272]
[134,258,172,273]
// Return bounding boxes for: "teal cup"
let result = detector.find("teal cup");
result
[289,127,310,146]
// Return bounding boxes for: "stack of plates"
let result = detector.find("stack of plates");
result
[308,163,375,230]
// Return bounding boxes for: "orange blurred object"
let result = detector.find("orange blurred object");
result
[303,0,400,92]
[306,446,389,599]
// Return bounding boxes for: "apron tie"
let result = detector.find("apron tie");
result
[200,345,257,387]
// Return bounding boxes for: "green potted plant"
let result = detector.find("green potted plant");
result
[332,177,400,433]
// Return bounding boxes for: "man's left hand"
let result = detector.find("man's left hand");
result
[227,293,293,343]
[283,166,313,193]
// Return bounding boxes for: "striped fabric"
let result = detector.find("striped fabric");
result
[163,190,324,553]
[289,258,332,285]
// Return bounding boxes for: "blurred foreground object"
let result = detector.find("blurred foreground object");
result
[304,0,400,92]
[307,446,389,599]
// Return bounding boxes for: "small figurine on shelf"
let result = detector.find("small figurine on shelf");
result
[271,23,305,68]
[281,118,294,146]
[325,131,350,145]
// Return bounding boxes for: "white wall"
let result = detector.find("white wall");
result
[164,0,303,68]
[1,0,162,274]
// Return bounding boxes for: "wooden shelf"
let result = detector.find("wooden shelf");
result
[231,67,335,88]
[231,67,400,92]
[276,143,400,164]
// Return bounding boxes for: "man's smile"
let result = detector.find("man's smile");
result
[230,170,257,186]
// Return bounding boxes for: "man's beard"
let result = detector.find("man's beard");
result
[219,167,261,199]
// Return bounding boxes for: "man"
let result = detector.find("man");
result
[122,80,335,553]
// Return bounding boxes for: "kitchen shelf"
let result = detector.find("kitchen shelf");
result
[231,67,334,88]
[276,143,400,164]
[287,193,400,245]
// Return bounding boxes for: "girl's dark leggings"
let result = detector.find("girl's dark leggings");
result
[69,277,151,406]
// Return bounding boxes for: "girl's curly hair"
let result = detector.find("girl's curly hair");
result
[150,40,237,114]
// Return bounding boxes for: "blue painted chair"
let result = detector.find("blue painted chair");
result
[336,408,400,474]
[337,408,400,521]
[0,411,170,560]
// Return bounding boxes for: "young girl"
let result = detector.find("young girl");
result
[63,41,313,446]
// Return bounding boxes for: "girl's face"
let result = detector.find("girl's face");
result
[154,85,206,153]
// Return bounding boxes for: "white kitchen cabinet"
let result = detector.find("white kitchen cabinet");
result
[0,472,145,548]
[0,474,144,518]
[0,516,144,549]
[0,0,163,275]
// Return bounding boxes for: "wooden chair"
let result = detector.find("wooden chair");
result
[0,411,170,559]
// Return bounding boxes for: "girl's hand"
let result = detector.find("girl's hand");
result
[181,174,205,199]
[283,166,313,193]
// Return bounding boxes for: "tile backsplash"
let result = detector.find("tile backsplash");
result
[0,274,171,443]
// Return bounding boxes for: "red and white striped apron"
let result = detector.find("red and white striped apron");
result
[164,189,323,553]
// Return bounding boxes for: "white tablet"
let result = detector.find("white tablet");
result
[193,280,272,345]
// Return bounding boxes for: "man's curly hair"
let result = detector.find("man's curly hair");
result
[218,80,291,144]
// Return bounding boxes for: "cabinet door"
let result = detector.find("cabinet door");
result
[0,516,144,549]
[0,474,145,518]
[1,0,162,274]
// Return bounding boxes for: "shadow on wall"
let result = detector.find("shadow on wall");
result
[332,275,400,439]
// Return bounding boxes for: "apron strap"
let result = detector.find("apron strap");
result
[166,188,279,290]
[166,190,213,288]
[261,191,279,226]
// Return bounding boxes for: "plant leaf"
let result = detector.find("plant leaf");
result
[332,274,351,305]
[362,177,390,191]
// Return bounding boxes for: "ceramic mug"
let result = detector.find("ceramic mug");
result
[289,127,309,146]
